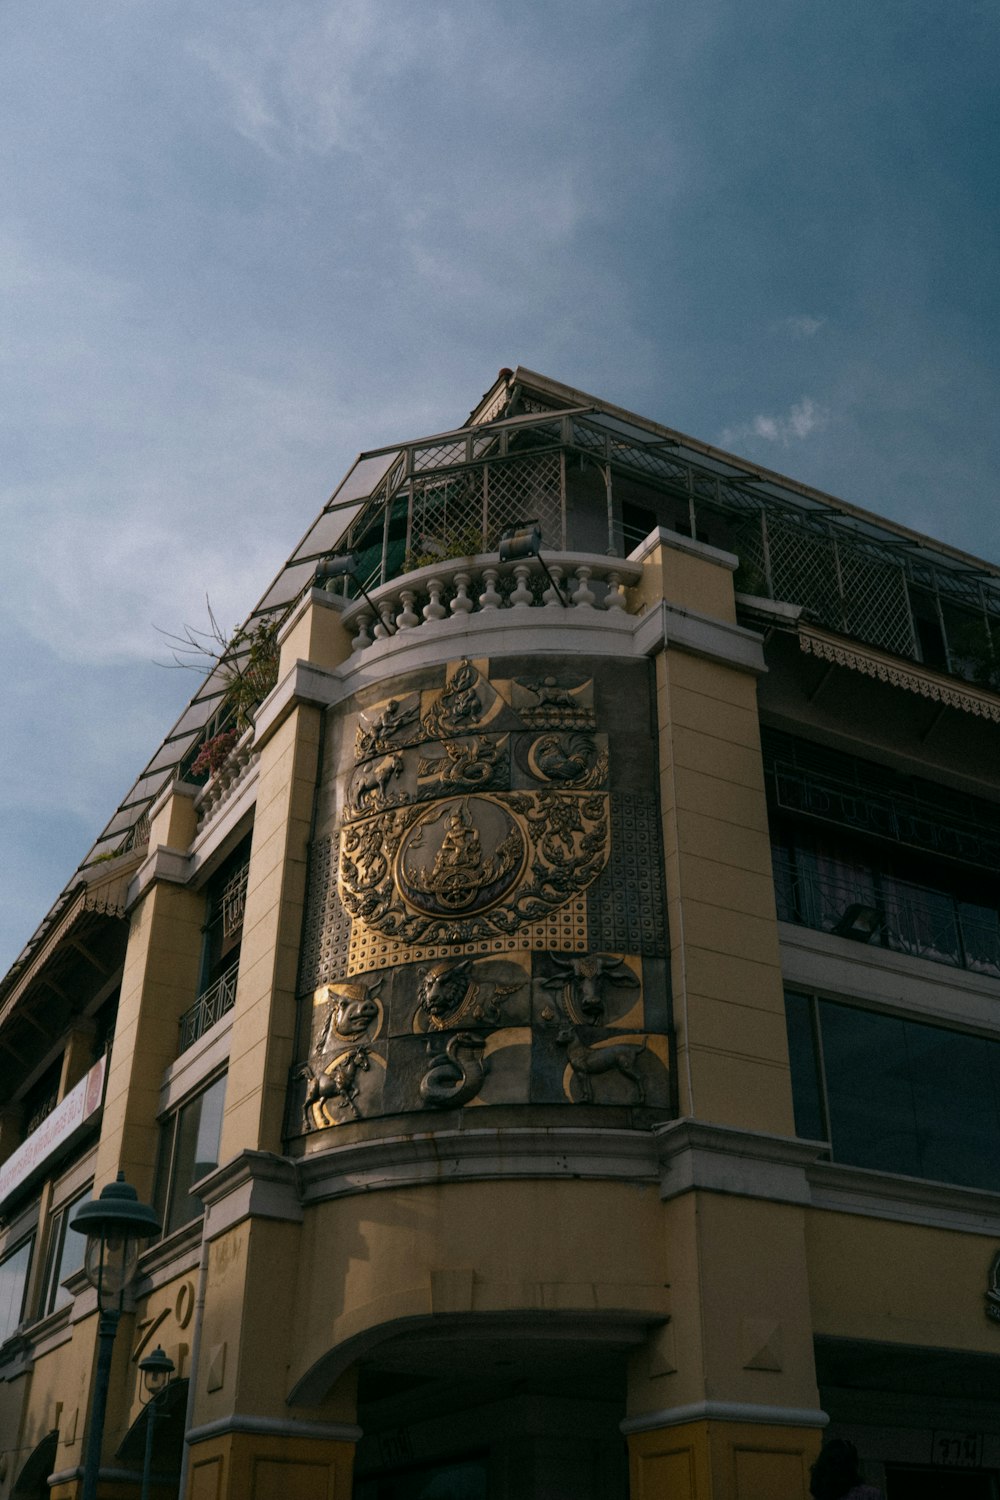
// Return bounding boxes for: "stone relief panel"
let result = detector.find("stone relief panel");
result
[293,656,672,1133]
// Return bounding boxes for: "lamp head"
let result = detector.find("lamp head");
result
[498,522,542,565]
[314,553,358,587]
[139,1344,175,1401]
[70,1173,161,1310]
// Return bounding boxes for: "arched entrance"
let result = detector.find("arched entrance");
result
[331,1315,645,1500]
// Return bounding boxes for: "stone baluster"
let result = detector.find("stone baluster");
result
[352,611,374,651]
[509,563,534,608]
[450,572,474,615]
[479,568,502,610]
[373,600,395,638]
[542,565,565,608]
[570,566,596,608]
[423,577,447,621]
[604,569,627,610]
[397,589,419,629]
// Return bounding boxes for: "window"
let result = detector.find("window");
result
[40,1187,92,1316]
[0,1237,34,1345]
[154,1074,227,1237]
[786,992,1000,1192]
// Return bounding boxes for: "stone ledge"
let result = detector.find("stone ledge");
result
[655,1118,823,1205]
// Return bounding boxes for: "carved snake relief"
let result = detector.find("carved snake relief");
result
[419,1031,488,1108]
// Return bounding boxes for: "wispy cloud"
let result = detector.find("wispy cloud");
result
[719,396,829,449]
[776,315,826,338]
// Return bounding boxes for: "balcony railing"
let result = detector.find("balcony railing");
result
[772,847,1000,979]
[178,960,239,1054]
[338,551,643,652]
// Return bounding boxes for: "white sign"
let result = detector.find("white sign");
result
[0,1054,107,1207]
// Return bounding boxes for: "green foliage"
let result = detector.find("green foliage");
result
[404,525,485,572]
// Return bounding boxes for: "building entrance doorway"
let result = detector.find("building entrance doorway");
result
[885,1466,999,1499]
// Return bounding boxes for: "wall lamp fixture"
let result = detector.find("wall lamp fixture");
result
[498,522,569,607]
[315,553,396,633]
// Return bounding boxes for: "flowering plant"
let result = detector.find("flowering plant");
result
[190,729,239,780]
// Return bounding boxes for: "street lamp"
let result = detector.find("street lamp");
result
[138,1344,175,1500]
[70,1173,161,1500]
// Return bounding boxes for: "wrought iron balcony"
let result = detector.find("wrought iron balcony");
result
[772,847,1000,979]
[178,960,240,1054]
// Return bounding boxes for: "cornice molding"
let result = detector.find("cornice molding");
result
[654,1119,823,1205]
[620,1400,828,1435]
[296,1126,659,1204]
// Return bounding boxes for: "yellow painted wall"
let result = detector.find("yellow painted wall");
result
[629,1419,822,1500]
[285,1179,669,1401]
[655,644,793,1135]
[219,704,322,1160]
[806,1208,1000,1353]
[187,1431,353,1500]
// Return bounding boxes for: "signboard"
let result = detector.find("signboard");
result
[932,1431,983,1468]
[0,1054,107,1208]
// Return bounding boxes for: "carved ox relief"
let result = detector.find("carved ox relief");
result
[541,953,640,1027]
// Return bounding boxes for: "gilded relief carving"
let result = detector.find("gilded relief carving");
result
[348,752,405,814]
[556,1025,648,1106]
[541,953,640,1026]
[419,1032,489,1107]
[299,1045,372,1128]
[417,735,507,792]
[525,733,607,788]
[413,958,526,1033]
[314,979,383,1047]
[513,675,595,730]
[294,657,672,1135]
[356,694,422,759]
[340,790,608,945]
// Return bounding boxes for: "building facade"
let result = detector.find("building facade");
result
[2,368,1000,1500]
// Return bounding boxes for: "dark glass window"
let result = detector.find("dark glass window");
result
[154,1074,227,1236]
[784,991,825,1143]
[40,1188,92,1315]
[785,993,1000,1192]
[0,1238,34,1344]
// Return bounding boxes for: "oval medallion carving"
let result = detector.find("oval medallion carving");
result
[395,796,526,916]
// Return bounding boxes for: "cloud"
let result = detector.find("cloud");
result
[777,315,826,338]
[719,396,829,449]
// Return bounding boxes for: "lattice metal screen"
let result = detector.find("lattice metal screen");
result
[409,452,563,562]
[486,452,562,549]
[736,512,917,659]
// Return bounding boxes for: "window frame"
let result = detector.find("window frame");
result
[153,1070,228,1239]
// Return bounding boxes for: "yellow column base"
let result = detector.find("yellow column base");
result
[186,1429,355,1500]
[628,1419,825,1500]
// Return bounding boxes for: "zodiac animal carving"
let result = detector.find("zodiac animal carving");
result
[543,953,640,1024]
[298,1046,371,1128]
[351,753,403,811]
[556,1025,647,1105]
[419,1032,488,1107]
[417,958,475,1027]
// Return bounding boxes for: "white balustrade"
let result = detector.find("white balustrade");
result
[339,552,643,652]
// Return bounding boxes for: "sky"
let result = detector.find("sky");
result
[2,0,999,973]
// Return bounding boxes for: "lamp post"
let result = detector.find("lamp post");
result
[70,1173,161,1500]
[138,1344,175,1500]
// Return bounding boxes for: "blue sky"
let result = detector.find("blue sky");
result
[2,0,998,972]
